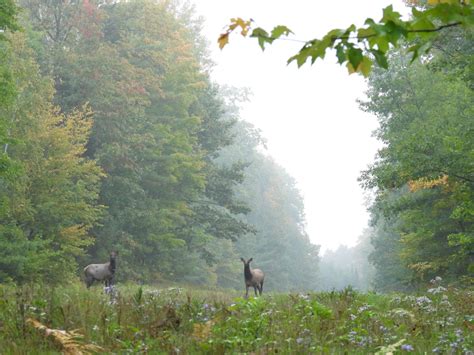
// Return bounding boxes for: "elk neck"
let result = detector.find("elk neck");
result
[244,264,252,280]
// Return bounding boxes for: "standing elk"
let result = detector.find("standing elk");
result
[240,257,265,298]
[84,251,118,289]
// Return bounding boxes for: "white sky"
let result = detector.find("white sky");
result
[192,1,407,252]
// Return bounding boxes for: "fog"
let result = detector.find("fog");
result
[193,0,407,252]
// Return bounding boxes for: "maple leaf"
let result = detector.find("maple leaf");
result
[218,33,229,49]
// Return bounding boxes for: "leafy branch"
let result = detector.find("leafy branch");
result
[0,0,21,42]
[218,1,474,76]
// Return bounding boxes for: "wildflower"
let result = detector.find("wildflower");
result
[298,293,310,301]
[146,289,161,297]
[430,276,442,284]
[350,314,357,320]
[401,344,414,351]
[92,325,99,331]
[415,296,432,305]
[404,295,416,302]
[357,336,373,347]
[391,296,401,304]
[427,286,447,294]
[296,337,304,345]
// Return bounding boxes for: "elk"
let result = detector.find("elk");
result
[84,251,118,289]
[240,257,265,298]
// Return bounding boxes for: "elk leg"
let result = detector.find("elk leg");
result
[245,285,249,299]
[85,276,94,289]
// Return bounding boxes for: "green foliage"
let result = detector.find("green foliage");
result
[0,32,103,283]
[220,1,474,76]
[361,28,473,288]
[0,0,20,42]
[2,0,319,289]
[17,0,256,285]
[0,282,472,353]
[0,0,21,178]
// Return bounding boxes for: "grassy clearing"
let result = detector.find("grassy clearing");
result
[0,281,472,354]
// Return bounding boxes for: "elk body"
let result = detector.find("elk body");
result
[84,251,118,288]
[241,257,265,298]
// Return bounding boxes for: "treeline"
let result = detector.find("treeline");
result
[361,28,473,291]
[318,229,374,291]
[0,0,319,290]
[317,27,473,293]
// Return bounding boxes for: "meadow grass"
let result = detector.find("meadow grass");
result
[0,280,472,354]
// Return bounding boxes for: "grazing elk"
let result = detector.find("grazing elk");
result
[240,257,265,298]
[84,251,118,289]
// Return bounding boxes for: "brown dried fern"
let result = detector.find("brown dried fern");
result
[26,318,104,354]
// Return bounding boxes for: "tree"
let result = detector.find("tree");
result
[360,35,473,286]
[219,0,473,76]
[0,0,22,178]
[0,32,103,284]
[0,0,20,42]
[21,0,255,285]
[319,230,375,291]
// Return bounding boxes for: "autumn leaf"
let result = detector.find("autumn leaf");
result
[218,18,252,49]
[408,175,449,192]
[218,33,229,49]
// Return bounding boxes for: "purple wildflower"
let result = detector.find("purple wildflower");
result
[401,344,414,351]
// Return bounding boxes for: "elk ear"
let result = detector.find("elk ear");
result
[248,258,253,263]
[240,257,245,263]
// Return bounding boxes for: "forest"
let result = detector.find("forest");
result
[0,0,473,353]
[0,0,319,290]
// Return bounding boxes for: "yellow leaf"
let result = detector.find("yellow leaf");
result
[218,33,229,50]
[408,175,449,192]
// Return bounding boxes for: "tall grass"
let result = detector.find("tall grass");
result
[0,281,472,353]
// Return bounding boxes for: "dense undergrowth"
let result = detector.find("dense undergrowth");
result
[0,281,472,354]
